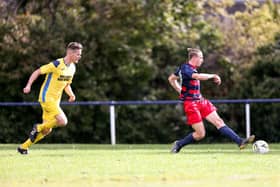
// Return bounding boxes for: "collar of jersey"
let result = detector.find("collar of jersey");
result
[62,58,71,67]
[187,63,197,69]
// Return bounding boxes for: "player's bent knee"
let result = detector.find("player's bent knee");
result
[197,133,206,140]
[194,131,206,140]
[57,118,68,126]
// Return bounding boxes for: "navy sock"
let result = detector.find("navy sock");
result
[177,133,195,147]
[219,125,242,145]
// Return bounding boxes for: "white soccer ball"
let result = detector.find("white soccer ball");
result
[252,140,269,154]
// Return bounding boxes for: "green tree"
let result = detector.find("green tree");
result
[236,37,280,142]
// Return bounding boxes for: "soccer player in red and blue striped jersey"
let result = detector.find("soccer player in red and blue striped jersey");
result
[168,48,255,153]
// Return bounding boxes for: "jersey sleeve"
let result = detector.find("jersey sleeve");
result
[68,76,73,84]
[181,65,194,79]
[40,62,55,74]
[174,66,181,76]
[67,65,76,84]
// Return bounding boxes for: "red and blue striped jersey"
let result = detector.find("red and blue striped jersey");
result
[174,63,202,101]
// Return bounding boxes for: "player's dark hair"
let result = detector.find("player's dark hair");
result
[67,42,83,50]
[187,48,202,60]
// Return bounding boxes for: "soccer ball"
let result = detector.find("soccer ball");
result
[252,140,269,154]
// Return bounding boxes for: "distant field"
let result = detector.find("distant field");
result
[0,144,279,187]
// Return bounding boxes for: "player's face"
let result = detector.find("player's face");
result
[195,52,203,67]
[69,49,82,63]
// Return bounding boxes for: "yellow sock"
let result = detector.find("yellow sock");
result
[21,132,47,149]
[37,119,57,132]
[34,132,45,143]
[21,139,33,149]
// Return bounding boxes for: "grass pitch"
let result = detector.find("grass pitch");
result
[0,144,279,187]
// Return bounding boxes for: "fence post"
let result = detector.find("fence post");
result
[110,104,116,145]
[245,103,251,138]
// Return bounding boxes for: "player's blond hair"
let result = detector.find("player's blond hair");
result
[187,48,202,60]
[67,42,83,50]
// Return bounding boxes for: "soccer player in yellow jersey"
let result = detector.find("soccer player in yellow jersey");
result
[17,42,83,154]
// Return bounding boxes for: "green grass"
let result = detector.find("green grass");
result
[0,144,280,187]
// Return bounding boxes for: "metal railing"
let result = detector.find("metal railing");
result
[1,98,280,145]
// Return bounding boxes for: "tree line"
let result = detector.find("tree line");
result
[0,0,279,143]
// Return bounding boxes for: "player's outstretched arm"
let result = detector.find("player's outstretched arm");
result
[168,74,181,94]
[192,73,221,85]
[23,68,41,94]
[213,74,221,85]
[64,84,76,102]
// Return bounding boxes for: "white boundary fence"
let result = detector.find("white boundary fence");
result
[1,98,280,145]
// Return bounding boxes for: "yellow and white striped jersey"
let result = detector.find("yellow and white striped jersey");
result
[38,58,76,103]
